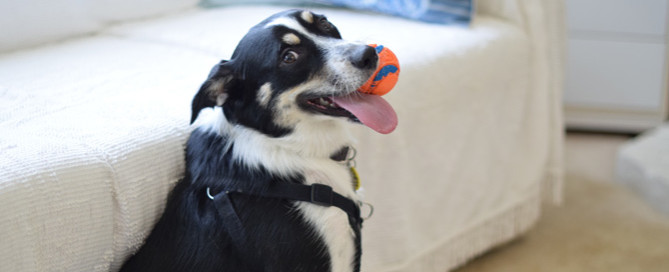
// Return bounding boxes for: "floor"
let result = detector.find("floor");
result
[454,132,669,272]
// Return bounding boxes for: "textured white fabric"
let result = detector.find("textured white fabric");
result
[0,3,564,272]
[478,0,566,203]
[0,37,217,271]
[0,0,198,53]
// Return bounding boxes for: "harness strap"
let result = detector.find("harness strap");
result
[209,183,362,229]
[209,189,248,248]
[207,183,363,271]
[269,183,362,227]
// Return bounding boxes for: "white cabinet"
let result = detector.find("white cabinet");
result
[565,0,669,132]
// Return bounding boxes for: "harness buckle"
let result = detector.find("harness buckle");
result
[310,184,334,207]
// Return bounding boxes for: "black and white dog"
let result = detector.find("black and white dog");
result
[121,9,397,272]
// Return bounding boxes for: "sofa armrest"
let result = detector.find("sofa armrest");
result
[478,0,567,203]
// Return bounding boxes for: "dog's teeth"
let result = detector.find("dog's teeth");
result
[319,98,329,106]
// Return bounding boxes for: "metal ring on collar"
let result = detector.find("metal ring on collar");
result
[361,201,374,220]
[206,187,215,200]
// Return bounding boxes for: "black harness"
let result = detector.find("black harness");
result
[205,147,368,267]
[206,183,363,239]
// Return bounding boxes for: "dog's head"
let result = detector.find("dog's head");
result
[191,10,397,137]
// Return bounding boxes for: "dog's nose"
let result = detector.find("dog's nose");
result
[349,45,378,69]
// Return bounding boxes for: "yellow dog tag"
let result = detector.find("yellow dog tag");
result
[350,166,360,191]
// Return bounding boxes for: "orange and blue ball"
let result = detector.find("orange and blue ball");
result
[358,44,400,96]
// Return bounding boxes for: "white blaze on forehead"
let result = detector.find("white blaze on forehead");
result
[301,10,314,23]
[265,16,352,52]
[265,16,313,40]
[282,33,301,45]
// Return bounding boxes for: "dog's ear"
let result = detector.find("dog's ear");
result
[191,60,234,124]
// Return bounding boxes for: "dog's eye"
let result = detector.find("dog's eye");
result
[282,50,299,64]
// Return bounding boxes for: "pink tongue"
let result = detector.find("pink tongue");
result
[332,93,398,134]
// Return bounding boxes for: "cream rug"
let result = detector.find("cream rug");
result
[455,133,669,272]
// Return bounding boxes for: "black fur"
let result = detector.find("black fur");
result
[193,10,340,137]
[121,129,332,271]
[121,9,370,272]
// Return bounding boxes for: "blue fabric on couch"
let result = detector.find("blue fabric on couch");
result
[199,0,473,26]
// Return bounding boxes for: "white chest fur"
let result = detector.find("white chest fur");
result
[298,162,359,272]
[239,135,360,272]
[196,108,361,271]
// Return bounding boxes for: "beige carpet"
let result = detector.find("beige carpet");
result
[454,133,669,272]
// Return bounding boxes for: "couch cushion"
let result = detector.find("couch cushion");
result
[0,36,216,271]
[0,0,198,53]
[108,6,497,66]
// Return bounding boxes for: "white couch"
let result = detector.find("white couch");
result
[0,1,565,271]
